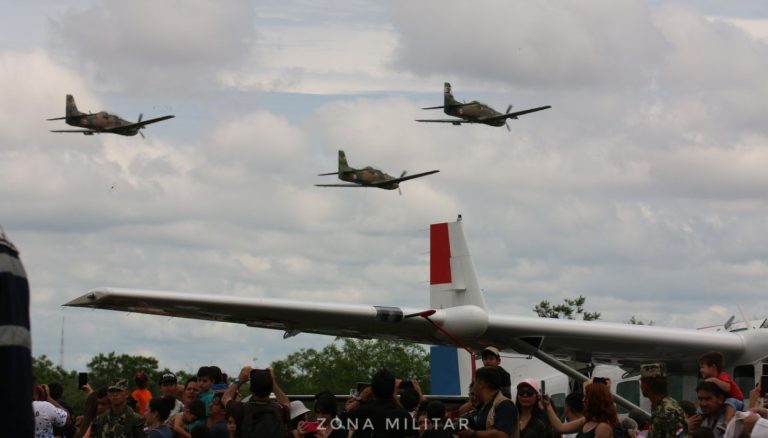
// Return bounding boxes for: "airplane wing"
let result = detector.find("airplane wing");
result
[478,105,552,123]
[421,103,474,110]
[50,129,97,134]
[105,115,175,133]
[315,184,367,187]
[62,219,768,373]
[414,119,469,124]
[371,170,440,185]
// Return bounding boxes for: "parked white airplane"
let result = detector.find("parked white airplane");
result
[64,216,768,416]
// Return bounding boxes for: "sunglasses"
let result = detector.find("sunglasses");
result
[518,390,537,397]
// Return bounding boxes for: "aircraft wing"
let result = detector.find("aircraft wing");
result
[105,115,175,133]
[414,119,469,124]
[478,105,552,123]
[315,184,366,187]
[371,170,440,185]
[50,129,97,134]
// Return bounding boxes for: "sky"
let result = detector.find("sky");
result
[3,0,768,376]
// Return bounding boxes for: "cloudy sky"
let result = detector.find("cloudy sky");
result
[4,0,768,376]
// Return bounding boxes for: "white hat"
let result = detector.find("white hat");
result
[289,400,310,420]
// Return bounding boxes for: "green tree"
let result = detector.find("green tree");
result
[534,295,601,321]
[626,316,654,325]
[87,352,161,394]
[271,338,430,395]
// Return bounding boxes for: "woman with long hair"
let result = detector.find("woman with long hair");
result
[515,379,554,438]
[542,379,618,438]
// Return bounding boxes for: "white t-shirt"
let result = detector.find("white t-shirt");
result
[33,401,68,438]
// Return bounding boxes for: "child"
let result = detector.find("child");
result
[698,351,744,423]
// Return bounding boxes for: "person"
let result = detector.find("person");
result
[197,366,217,415]
[349,368,417,437]
[562,392,585,438]
[49,381,77,438]
[514,378,553,438]
[226,414,238,438]
[223,366,290,438]
[457,366,518,438]
[145,397,173,438]
[543,378,618,438]
[171,399,206,438]
[90,378,145,438]
[313,391,347,438]
[638,363,688,438]
[159,373,185,419]
[74,386,109,438]
[698,351,744,425]
[207,393,229,438]
[131,371,152,416]
[419,401,454,438]
[687,382,727,437]
[0,229,35,436]
[33,383,72,438]
[481,347,512,398]
[183,377,201,408]
[288,400,311,438]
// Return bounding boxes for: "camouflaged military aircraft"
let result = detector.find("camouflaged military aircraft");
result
[47,95,174,137]
[316,150,439,193]
[416,83,551,131]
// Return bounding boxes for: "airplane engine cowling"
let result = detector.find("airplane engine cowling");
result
[430,305,488,341]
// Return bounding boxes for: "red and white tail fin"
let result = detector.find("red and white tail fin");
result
[430,217,486,310]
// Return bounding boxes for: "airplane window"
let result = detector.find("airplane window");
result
[616,381,640,414]
[733,365,754,396]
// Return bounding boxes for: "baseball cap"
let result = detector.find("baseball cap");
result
[516,378,541,394]
[640,363,666,379]
[159,373,177,385]
[108,378,128,391]
[481,346,501,357]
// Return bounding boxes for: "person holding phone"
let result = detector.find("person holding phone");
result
[542,379,618,438]
[515,378,554,438]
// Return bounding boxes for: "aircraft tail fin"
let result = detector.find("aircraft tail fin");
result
[338,150,353,173]
[430,216,486,310]
[66,95,81,118]
[443,82,459,107]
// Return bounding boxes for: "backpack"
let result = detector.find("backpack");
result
[239,400,287,438]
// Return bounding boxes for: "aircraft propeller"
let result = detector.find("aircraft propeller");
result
[137,113,145,139]
[505,104,513,132]
[398,170,407,196]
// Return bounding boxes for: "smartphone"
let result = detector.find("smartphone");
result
[78,372,88,389]
[303,421,320,433]
[540,380,546,396]
[760,375,768,397]
[398,379,415,390]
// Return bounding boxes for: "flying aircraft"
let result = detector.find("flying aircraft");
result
[63,217,768,415]
[47,95,174,137]
[416,82,551,131]
[315,150,439,194]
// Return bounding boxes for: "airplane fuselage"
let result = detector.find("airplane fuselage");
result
[340,167,399,190]
[66,112,139,136]
[445,101,505,126]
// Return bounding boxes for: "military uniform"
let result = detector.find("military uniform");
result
[91,378,145,438]
[641,363,689,438]
[648,396,688,438]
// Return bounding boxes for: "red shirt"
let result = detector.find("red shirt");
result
[718,371,744,400]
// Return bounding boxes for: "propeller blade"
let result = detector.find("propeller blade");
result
[505,121,511,132]
[398,186,402,196]
[138,113,143,123]
[139,129,145,139]
[400,170,407,178]
[506,104,513,114]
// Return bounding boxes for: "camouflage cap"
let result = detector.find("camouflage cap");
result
[640,363,666,378]
[108,378,128,391]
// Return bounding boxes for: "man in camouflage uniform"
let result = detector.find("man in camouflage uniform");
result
[91,378,145,438]
[640,363,689,438]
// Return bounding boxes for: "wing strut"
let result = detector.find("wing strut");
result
[405,310,477,382]
[507,338,652,422]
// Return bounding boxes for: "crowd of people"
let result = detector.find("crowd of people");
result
[28,347,768,438]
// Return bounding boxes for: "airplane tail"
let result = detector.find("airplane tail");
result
[430,216,487,310]
[66,95,82,118]
[338,150,353,173]
[443,82,459,107]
